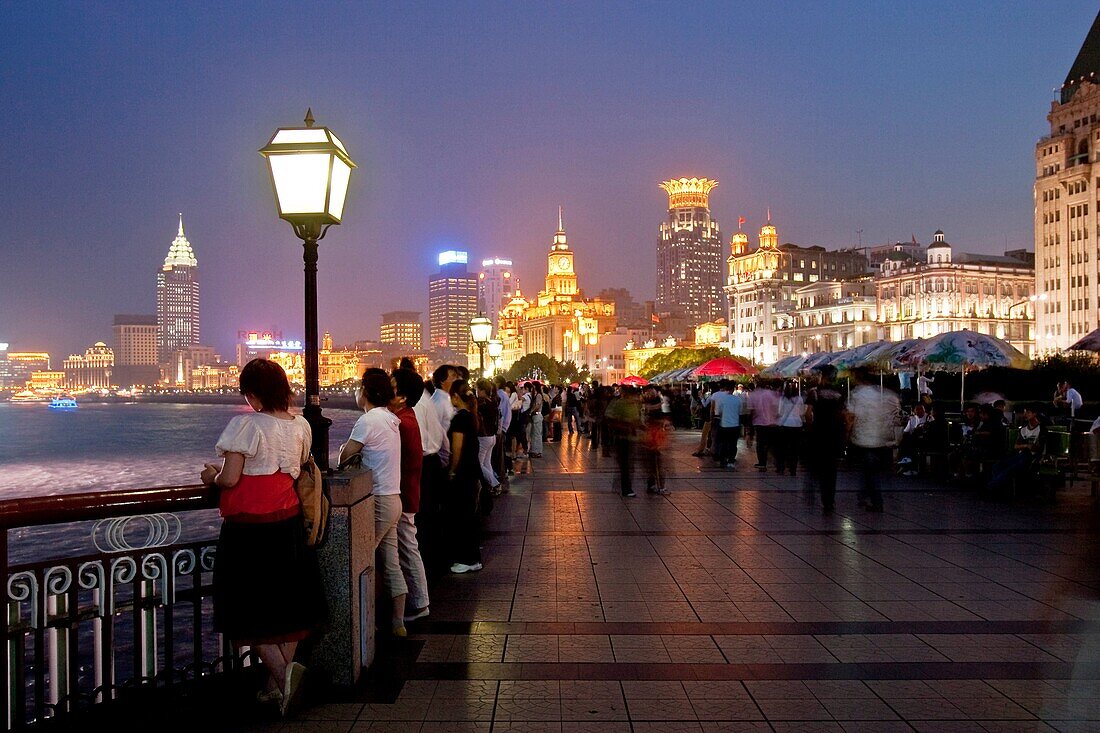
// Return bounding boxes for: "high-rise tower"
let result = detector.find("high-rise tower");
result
[656,177,723,326]
[1034,11,1100,351]
[156,214,200,362]
[428,250,479,353]
[478,257,514,331]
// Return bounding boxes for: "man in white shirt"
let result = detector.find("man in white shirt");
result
[1065,381,1083,418]
[430,365,459,462]
[494,376,512,486]
[847,368,900,511]
[917,373,935,400]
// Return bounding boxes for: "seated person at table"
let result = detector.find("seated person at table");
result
[950,404,982,479]
[973,405,1008,460]
[897,404,929,474]
[987,406,1045,494]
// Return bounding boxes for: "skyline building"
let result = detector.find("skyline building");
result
[1034,12,1100,351]
[428,250,479,353]
[656,177,724,326]
[518,210,616,365]
[63,341,114,390]
[112,314,160,387]
[156,214,200,362]
[380,311,423,350]
[478,257,514,331]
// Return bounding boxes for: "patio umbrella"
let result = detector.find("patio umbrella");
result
[1067,326,1100,352]
[761,355,802,377]
[620,375,650,387]
[693,356,758,380]
[860,338,924,371]
[900,329,1030,408]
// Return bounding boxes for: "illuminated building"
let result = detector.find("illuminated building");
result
[156,215,200,362]
[622,337,680,376]
[318,331,365,385]
[170,346,217,387]
[693,320,728,346]
[518,209,617,365]
[656,177,724,326]
[597,288,654,330]
[726,218,868,363]
[876,231,1036,356]
[28,371,66,391]
[188,363,239,390]
[1035,12,1100,351]
[380,311,423,350]
[0,350,51,389]
[478,258,514,331]
[235,329,303,368]
[496,286,530,370]
[428,250,478,353]
[112,314,160,386]
[776,279,880,356]
[63,342,115,390]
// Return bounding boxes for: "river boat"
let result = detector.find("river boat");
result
[48,396,78,409]
[10,391,47,403]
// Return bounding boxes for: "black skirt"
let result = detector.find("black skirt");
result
[212,514,326,644]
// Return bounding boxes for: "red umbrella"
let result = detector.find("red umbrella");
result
[692,357,757,378]
[620,375,650,386]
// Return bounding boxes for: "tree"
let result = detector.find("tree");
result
[506,353,561,383]
[639,346,732,378]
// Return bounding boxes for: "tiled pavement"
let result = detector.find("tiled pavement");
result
[293,431,1100,732]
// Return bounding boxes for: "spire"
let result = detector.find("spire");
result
[1063,11,1100,102]
[766,207,772,223]
[304,107,315,128]
[557,205,564,233]
[163,214,197,269]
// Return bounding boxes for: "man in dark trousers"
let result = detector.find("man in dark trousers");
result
[804,365,847,514]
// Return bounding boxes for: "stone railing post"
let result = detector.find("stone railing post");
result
[310,467,375,687]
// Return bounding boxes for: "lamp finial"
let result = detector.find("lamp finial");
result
[304,108,315,128]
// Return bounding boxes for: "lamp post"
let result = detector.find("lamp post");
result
[487,339,503,375]
[260,109,356,470]
[470,314,493,378]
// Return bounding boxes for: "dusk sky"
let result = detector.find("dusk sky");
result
[1,1,1097,360]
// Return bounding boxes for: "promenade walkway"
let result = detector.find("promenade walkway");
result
[298,430,1099,732]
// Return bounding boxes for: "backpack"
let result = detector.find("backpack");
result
[539,394,550,417]
[295,455,330,547]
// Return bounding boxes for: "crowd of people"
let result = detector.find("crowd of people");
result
[198,356,1093,715]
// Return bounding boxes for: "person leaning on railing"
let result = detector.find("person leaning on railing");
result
[200,358,325,716]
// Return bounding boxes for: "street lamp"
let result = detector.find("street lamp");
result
[260,108,357,470]
[487,339,503,375]
[469,314,493,378]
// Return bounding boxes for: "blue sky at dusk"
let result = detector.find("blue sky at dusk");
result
[1,1,1096,359]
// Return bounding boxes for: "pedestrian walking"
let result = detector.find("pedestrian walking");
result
[775,381,804,476]
[605,386,643,497]
[846,367,901,512]
[389,367,430,624]
[804,365,846,513]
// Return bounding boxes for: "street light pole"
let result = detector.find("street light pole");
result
[299,222,331,469]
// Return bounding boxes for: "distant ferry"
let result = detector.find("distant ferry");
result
[48,397,78,409]
[10,391,47,403]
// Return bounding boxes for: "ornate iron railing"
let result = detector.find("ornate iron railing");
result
[0,484,240,729]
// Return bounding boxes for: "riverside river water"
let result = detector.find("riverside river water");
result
[0,402,362,561]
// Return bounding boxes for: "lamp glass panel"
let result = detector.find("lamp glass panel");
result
[487,341,503,358]
[327,158,352,220]
[271,129,330,145]
[328,131,348,155]
[269,153,330,214]
[470,320,492,344]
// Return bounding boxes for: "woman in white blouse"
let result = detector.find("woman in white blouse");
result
[339,370,408,637]
[775,381,805,476]
[200,359,323,716]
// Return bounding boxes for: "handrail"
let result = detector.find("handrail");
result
[0,484,217,531]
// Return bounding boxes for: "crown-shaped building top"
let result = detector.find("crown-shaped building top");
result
[659,177,718,209]
[163,213,198,269]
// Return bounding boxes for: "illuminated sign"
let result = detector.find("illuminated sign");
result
[481,258,513,267]
[0,343,8,351]
[438,250,468,266]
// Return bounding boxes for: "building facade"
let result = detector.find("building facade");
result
[112,314,160,386]
[428,250,479,353]
[63,342,115,390]
[775,279,880,356]
[726,220,869,363]
[1034,13,1100,351]
[380,311,423,350]
[519,212,617,365]
[0,351,51,389]
[477,257,514,331]
[656,177,724,326]
[156,215,200,362]
[876,231,1036,356]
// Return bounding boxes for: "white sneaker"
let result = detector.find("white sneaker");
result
[405,606,430,623]
[450,562,483,574]
[897,457,913,465]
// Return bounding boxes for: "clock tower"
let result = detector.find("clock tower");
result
[544,206,578,298]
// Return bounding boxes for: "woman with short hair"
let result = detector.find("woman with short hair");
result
[201,358,323,715]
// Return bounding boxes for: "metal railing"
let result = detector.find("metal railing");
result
[0,484,239,728]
